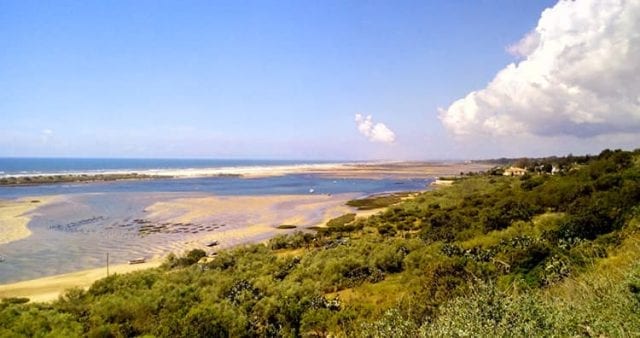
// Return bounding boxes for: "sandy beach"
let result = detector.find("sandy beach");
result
[0,196,58,246]
[305,162,493,179]
[0,260,161,303]
[140,193,361,252]
[0,161,486,302]
[1,161,493,181]
[152,161,493,179]
[0,193,374,302]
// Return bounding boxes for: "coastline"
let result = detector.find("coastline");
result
[0,162,486,302]
[0,196,58,246]
[0,193,391,303]
[0,260,162,303]
[0,173,170,187]
[0,161,494,183]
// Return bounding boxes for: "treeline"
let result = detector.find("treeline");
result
[1,149,640,336]
[0,173,170,186]
[478,151,598,173]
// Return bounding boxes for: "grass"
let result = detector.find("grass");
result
[326,213,356,227]
[328,274,408,315]
[346,193,413,210]
[274,248,306,258]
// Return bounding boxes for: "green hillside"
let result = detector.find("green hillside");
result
[2,149,640,337]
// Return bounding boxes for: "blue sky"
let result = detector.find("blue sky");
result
[5,0,636,160]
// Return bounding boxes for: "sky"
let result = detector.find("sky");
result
[1,0,638,160]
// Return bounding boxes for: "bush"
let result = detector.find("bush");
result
[327,213,356,227]
[163,249,207,269]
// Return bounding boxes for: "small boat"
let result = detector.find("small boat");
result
[206,240,219,247]
[128,258,146,264]
[309,188,315,193]
[0,255,5,262]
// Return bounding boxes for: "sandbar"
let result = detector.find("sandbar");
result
[0,162,486,301]
[0,196,58,245]
[144,193,359,250]
[0,161,494,181]
[0,193,364,301]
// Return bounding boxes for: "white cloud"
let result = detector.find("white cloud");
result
[506,30,540,58]
[440,0,640,139]
[40,129,53,143]
[355,113,396,143]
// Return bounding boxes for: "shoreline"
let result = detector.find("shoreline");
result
[0,196,59,246]
[0,162,489,302]
[0,192,398,303]
[0,161,494,183]
[0,173,171,187]
[0,260,162,303]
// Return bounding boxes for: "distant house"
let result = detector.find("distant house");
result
[551,166,561,175]
[503,167,527,176]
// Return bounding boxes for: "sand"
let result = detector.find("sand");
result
[306,162,493,179]
[0,194,363,302]
[0,260,161,303]
[147,161,493,179]
[0,162,488,302]
[1,161,494,180]
[144,194,359,249]
[0,196,58,246]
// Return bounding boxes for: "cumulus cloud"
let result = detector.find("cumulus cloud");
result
[355,114,396,143]
[506,30,541,58]
[440,0,640,139]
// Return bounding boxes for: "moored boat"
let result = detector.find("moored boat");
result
[128,257,146,264]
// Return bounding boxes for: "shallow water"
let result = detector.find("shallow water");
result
[0,175,431,283]
[0,174,428,199]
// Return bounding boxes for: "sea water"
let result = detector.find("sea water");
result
[0,157,324,177]
[0,159,432,283]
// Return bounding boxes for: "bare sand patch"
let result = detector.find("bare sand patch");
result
[153,161,493,179]
[303,162,494,179]
[0,260,161,303]
[0,196,58,245]
[144,194,358,248]
[0,194,361,302]
[1,161,494,181]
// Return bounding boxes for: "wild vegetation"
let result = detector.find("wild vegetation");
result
[0,173,170,186]
[1,149,639,337]
[345,192,413,210]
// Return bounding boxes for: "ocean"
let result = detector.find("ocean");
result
[0,157,331,177]
[0,157,429,199]
[0,158,432,283]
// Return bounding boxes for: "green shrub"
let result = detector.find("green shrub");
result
[327,213,356,227]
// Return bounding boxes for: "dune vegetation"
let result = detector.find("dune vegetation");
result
[0,173,170,186]
[1,149,640,337]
